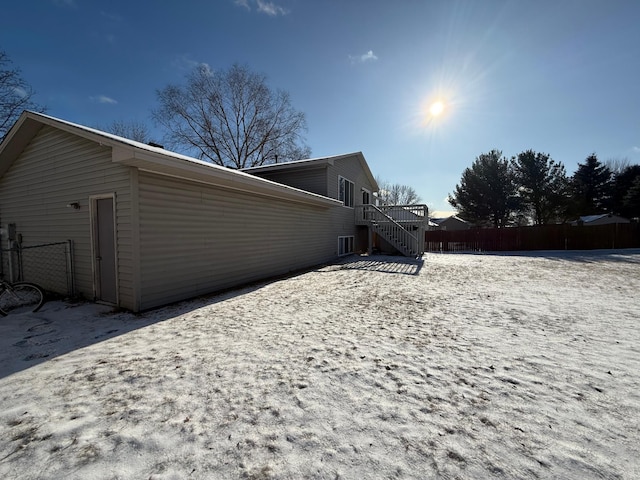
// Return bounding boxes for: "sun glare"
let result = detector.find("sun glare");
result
[430,101,444,117]
[411,88,459,132]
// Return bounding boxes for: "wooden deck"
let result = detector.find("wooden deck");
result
[355,204,429,257]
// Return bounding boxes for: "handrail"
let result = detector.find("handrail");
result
[365,205,419,257]
[356,204,429,226]
[377,204,429,225]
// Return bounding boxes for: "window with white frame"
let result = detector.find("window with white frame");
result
[338,176,355,207]
[338,236,354,256]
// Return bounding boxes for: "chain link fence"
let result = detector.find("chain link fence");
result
[0,240,75,296]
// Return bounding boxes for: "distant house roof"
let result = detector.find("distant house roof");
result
[572,214,631,225]
[580,214,610,223]
[429,210,458,219]
[0,111,343,208]
[430,215,469,225]
[243,152,379,193]
[429,215,472,231]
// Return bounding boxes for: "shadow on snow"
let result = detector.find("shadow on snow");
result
[334,254,424,275]
[0,254,425,379]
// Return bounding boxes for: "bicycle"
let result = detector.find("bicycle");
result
[0,279,45,316]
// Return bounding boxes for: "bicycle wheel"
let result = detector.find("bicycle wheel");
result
[0,282,45,316]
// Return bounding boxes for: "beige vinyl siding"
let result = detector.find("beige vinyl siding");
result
[0,126,135,309]
[137,171,336,310]
[248,166,328,196]
[329,203,361,246]
[326,155,378,247]
[327,156,376,202]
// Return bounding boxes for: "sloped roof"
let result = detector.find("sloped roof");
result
[577,214,630,224]
[430,215,469,225]
[0,111,343,208]
[429,210,458,219]
[243,152,379,192]
[580,214,608,223]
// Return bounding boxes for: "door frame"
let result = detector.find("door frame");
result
[89,193,119,305]
[361,187,371,205]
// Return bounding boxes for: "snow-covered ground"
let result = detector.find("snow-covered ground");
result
[1,250,639,479]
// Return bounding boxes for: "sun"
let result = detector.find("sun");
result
[413,94,452,130]
[429,100,445,117]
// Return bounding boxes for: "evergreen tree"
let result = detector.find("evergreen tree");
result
[622,176,640,219]
[448,150,520,227]
[611,164,640,218]
[512,150,570,224]
[571,154,613,215]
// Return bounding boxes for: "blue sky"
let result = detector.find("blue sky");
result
[2,0,639,212]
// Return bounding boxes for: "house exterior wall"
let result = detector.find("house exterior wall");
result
[327,156,378,252]
[1,117,385,312]
[249,166,328,197]
[136,171,337,311]
[246,155,378,255]
[437,217,471,231]
[0,126,136,309]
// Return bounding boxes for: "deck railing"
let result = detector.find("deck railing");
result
[355,204,428,257]
[355,204,429,226]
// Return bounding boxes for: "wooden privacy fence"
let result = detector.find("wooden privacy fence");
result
[425,223,640,252]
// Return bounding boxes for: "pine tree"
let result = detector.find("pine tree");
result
[611,165,640,218]
[448,150,520,227]
[571,154,613,215]
[622,176,640,219]
[512,150,570,224]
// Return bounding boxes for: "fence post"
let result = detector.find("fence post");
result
[18,243,24,280]
[8,240,19,283]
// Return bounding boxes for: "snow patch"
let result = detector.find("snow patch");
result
[1,252,639,478]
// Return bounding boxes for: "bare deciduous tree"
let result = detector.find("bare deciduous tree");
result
[605,157,631,176]
[153,63,310,168]
[100,119,151,143]
[0,50,46,140]
[376,177,422,205]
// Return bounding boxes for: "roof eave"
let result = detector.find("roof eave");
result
[242,157,335,174]
[244,151,380,193]
[113,147,342,208]
[354,151,379,192]
[0,113,44,178]
[1,111,341,209]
